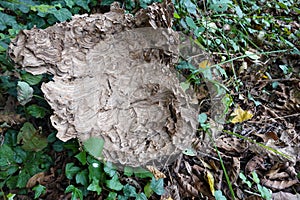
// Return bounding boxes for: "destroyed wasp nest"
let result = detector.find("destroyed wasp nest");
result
[9,2,198,168]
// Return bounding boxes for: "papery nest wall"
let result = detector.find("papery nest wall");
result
[9,2,201,168]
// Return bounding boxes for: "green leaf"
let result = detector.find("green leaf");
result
[257,184,272,200]
[180,82,190,92]
[106,174,123,191]
[209,0,232,12]
[136,193,147,200]
[76,169,89,186]
[65,163,81,180]
[214,190,227,200]
[123,184,137,197]
[87,179,102,195]
[198,113,208,124]
[26,105,47,118]
[0,144,15,167]
[21,72,43,85]
[183,0,197,15]
[144,182,153,198]
[124,166,133,177]
[100,0,115,6]
[65,185,83,200]
[88,162,102,181]
[83,137,104,158]
[251,171,260,184]
[239,172,252,188]
[17,122,48,152]
[6,193,16,200]
[17,81,33,106]
[150,177,164,195]
[52,8,72,22]
[182,148,196,156]
[235,5,244,18]
[32,184,46,199]
[75,0,90,11]
[17,170,31,188]
[104,162,117,177]
[134,167,153,178]
[65,0,75,8]
[106,191,117,200]
[75,151,87,165]
[185,16,197,29]
[0,11,18,31]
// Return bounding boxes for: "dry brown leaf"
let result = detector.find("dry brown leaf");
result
[0,112,25,125]
[177,173,198,196]
[245,156,266,174]
[261,178,299,190]
[26,172,45,188]
[216,136,248,156]
[146,165,166,180]
[229,157,240,183]
[272,192,300,200]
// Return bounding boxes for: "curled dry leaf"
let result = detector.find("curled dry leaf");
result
[216,135,248,156]
[272,192,300,200]
[245,156,266,174]
[9,2,200,168]
[146,165,166,180]
[261,178,299,190]
[177,173,198,197]
[26,172,45,188]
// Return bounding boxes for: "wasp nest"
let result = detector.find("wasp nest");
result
[9,2,198,168]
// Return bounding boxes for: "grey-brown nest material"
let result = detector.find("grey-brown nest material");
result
[9,2,199,168]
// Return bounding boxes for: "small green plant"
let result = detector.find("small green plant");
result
[239,171,272,200]
[64,147,165,199]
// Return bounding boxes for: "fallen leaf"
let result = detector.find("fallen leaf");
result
[206,170,215,196]
[146,165,166,180]
[198,60,211,69]
[26,172,45,188]
[230,106,253,124]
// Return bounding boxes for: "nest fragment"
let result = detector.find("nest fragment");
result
[9,2,198,168]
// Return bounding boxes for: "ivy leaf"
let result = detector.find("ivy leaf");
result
[75,0,90,11]
[209,0,232,13]
[106,192,117,200]
[21,72,43,85]
[150,177,164,195]
[123,184,137,197]
[26,105,47,118]
[104,162,117,177]
[76,169,89,187]
[65,163,81,180]
[87,179,102,195]
[124,166,133,177]
[17,81,33,106]
[83,137,104,159]
[0,144,15,167]
[64,0,75,8]
[17,170,31,188]
[52,8,72,22]
[230,107,253,124]
[144,182,153,197]
[32,184,46,199]
[75,151,87,165]
[17,122,48,152]
[136,193,147,200]
[214,190,227,200]
[106,174,123,191]
[0,11,18,31]
[183,0,197,15]
[65,185,83,200]
[185,16,197,29]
